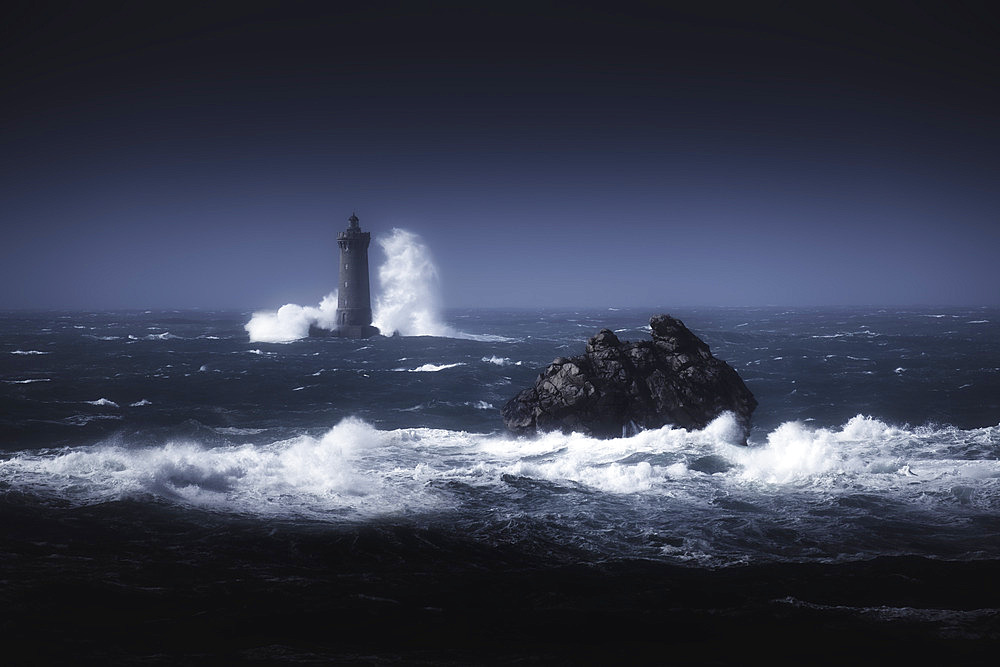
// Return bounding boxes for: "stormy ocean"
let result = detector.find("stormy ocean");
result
[2,305,999,664]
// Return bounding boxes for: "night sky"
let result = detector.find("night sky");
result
[3,1,998,309]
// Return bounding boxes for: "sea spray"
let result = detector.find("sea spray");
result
[245,292,338,343]
[371,231,513,340]
[0,418,432,517]
[372,228,455,337]
[245,227,494,341]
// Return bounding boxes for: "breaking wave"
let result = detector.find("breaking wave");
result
[2,413,997,555]
[245,292,338,343]
[85,398,119,408]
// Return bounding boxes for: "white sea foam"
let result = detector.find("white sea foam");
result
[245,292,339,343]
[4,378,51,384]
[130,399,152,407]
[482,356,522,366]
[144,331,178,340]
[2,415,997,526]
[86,398,119,408]
[0,418,436,517]
[10,350,50,355]
[394,362,467,372]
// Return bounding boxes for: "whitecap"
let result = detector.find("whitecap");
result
[143,332,178,340]
[395,362,466,372]
[0,418,438,518]
[3,413,998,531]
[481,356,522,366]
[86,398,119,408]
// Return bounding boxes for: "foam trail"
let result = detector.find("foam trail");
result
[245,292,338,343]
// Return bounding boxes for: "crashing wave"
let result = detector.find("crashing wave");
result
[245,293,339,343]
[245,228,514,342]
[2,414,997,521]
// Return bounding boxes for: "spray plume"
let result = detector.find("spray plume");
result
[372,229,456,337]
[245,228,453,342]
[245,293,338,343]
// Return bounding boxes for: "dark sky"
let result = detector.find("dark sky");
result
[2,0,998,309]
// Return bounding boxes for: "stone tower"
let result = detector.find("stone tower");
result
[335,213,379,338]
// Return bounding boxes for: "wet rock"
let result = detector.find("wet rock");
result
[502,314,757,442]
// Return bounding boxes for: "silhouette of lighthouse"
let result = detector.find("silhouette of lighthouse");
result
[335,213,379,338]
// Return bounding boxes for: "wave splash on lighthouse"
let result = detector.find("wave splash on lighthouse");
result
[244,293,339,343]
[245,228,468,342]
[371,228,456,338]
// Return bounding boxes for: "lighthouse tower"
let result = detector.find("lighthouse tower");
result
[335,213,379,338]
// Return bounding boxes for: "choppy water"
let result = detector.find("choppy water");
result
[2,307,999,663]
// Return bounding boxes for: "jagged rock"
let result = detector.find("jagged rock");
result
[502,314,757,441]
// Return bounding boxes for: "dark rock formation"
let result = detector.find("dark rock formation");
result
[502,314,757,441]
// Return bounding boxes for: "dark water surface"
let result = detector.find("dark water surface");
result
[2,307,999,664]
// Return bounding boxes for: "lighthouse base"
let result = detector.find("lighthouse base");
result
[307,324,380,339]
[337,324,380,339]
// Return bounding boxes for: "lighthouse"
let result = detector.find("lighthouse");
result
[334,213,379,338]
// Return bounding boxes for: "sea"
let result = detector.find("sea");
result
[2,306,999,665]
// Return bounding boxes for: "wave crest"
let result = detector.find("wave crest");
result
[3,415,998,522]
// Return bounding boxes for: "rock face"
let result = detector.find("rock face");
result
[502,314,757,441]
